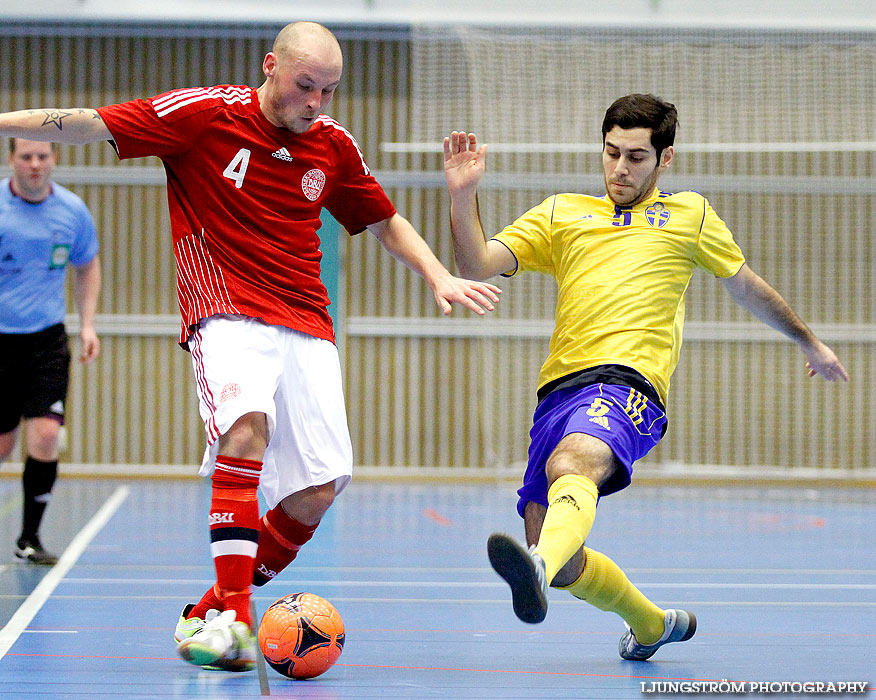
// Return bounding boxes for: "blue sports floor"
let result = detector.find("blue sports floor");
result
[1,477,874,699]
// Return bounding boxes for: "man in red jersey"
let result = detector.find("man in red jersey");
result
[0,21,501,672]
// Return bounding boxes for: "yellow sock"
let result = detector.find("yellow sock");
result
[559,547,666,645]
[533,475,599,584]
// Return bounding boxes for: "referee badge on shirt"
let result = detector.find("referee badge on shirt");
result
[645,202,670,229]
[50,244,71,269]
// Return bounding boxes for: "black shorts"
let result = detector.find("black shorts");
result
[0,323,71,434]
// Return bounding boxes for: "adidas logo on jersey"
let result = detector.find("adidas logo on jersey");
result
[271,147,293,162]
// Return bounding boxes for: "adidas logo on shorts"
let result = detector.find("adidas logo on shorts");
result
[271,147,293,162]
[589,415,610,430]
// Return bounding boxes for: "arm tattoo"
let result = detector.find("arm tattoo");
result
[40,109,74,130]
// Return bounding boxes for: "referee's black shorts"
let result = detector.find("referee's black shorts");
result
[0,323,71,434]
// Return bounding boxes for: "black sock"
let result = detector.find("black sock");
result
[20,456,58,542]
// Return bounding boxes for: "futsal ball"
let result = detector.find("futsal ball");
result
[258,592,345,679]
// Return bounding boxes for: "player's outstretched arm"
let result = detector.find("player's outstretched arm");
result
[0,108,111,144]
[366,213,501,316]
[721,263,849,382]
[443,131,514,280]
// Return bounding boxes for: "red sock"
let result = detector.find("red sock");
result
[252,504,318,587]
[188,584,222,621]
[208,455,262,629]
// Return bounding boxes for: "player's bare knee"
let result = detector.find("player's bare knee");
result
[219,412,268,460]
[280,482,336,526]
[545,456,611,490]
[545,434,618,490]
[25,418,61,460]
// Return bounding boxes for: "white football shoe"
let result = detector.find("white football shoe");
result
[176,609,256,672]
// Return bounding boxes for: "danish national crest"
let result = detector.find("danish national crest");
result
[302,169,326,201]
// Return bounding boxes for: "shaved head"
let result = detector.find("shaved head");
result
[258,21,344,133]
[272,22,342,65]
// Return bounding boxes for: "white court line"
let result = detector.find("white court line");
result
[628,568,876,576]
[58,578,876,590]
[318,598,876,608]
[6,594,875,608]
[21,630,78,634]
[0,486,129,659]
[57,565,876,575]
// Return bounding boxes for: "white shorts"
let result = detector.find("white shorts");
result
[188,314,352,509]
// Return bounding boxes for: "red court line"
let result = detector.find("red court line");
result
[336,662,730,682]
[423,508,452,526]
[11,652,872,693]
[4,651,724,683]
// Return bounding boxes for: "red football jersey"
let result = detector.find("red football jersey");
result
[98,85,396,344]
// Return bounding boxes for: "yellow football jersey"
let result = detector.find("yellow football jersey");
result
[493,188,745,405]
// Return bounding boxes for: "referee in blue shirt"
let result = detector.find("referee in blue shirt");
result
[0,138,101,565]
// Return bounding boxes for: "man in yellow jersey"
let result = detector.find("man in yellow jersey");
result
[442,93,849,660]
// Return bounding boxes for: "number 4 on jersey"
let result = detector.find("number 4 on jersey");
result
[223,148,251,189]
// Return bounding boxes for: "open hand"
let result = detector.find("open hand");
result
[443,131,487,195]
[431,273,501,315]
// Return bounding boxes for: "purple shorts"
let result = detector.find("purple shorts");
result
[516,382,667,517]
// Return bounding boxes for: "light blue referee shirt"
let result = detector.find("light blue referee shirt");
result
[0,178,99,334]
